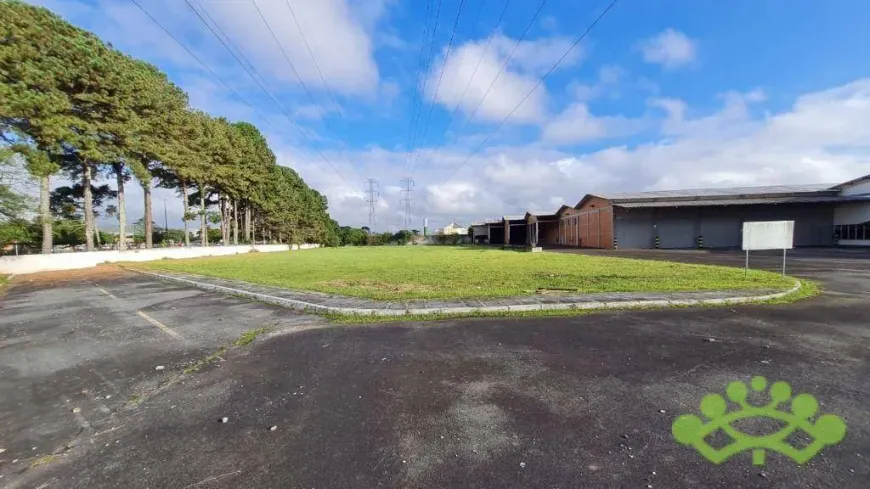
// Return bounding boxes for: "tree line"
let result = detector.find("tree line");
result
[335,227,418,246]
[0,0,338,253]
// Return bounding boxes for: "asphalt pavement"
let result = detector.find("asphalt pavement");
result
[1,249,869,488]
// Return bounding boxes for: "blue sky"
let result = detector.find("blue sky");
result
[26,0,870,231]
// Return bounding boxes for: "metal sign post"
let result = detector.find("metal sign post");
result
[782,248,787,277]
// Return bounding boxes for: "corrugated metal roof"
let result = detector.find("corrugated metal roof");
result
[831,173,870,190]
[604,183,836,202]
[615,195,870,209]
[503,214,526,221]
[470,221,487,226]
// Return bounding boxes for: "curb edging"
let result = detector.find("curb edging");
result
[131,269,803,317]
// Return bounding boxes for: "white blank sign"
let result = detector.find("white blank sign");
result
[742,221,794,250]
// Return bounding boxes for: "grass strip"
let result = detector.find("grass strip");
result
[134,246,795,302]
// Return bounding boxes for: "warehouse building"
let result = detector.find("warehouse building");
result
[554,176,870,249]
[470,174,869,249]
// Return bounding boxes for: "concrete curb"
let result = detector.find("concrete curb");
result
[132,269,803,317]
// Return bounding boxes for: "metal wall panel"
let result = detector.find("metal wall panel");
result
[614,209,655,248]
[657,217,696,248]
[613,203,835,249]
[792,206,834,246]
[700,216,742,248]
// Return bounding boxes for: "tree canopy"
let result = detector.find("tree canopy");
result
[0,0,341,251]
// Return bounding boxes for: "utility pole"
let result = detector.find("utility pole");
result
[364,178,379,229]
[163,199,169,235]
[400,177,414,230]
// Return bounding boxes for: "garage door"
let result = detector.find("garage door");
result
[615,218,655,248]
[700,216,742,248]
[794,210,834,247]
[658,218,696,248]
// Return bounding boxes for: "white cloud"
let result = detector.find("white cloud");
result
[568,65,625,100]
[16,1,870,236]
[199,0,380,96]
[30,0,383,97]
[639,29,697,68]
[542,103,647,145]
[65,79,870,233]
[426,35,584,124]
[651,89,766,139]
[305,79,870,230]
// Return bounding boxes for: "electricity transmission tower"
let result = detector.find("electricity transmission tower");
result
[364,178,379,228]
[400,177,414,230]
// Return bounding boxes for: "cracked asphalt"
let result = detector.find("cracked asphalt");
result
[1,249,868,488]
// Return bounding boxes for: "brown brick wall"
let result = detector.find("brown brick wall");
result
[557,208,579,246]
[575,197,614,249]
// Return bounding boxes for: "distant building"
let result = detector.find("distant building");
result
[437,222,468,236]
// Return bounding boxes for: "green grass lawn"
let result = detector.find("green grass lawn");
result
[135,246,796,301]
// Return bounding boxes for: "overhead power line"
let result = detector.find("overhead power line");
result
[179,0,364,197]
[411,0,511,181]
[192,0,260,76]
[447,0,549,137]
[128,0,271,126]
[249,0,366,185]
[403,0,443,176]
[408,0,468,178]
[400,0,433,176]
[284,0,351,126]
[437,0,621,186]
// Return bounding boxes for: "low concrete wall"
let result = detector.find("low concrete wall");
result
[0,243,320,275]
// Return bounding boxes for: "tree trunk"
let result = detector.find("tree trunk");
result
[143,177,153,249]
[95,226,102,248]
[245,205,251,242]
[199,183,208,247]
[223,195,230,244]
[268,229,272,244]
[114,163,126,251]
[218,193,226,245]
[40,174,52,254]
[83,163,95,251]
[181,180,190,247]
[232,198,238,245]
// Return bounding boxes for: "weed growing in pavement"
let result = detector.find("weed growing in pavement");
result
[184,326,273,374]
[30,454,58,468]
[233,326,271,346]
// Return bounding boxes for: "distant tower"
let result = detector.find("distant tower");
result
[364,178,379,229]
[423,218,429,237]
[400,177,414,230]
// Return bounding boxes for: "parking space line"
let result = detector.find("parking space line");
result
[95,282,185,341]
[97,287,117,299]
[137,310,185,340]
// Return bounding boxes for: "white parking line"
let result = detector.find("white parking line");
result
[97,287,117,299]
[137,310,185,340]
[95,283,185,341]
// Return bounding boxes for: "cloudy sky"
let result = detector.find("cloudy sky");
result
[25,0,870,232]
